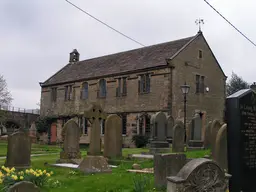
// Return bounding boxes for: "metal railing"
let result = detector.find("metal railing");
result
[0,105,40,115]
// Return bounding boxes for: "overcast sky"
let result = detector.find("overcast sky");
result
[0,0,255,109]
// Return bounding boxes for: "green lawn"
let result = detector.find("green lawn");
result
[0,143,210,192]
[0,141,61,157]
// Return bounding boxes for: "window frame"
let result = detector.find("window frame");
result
[81,82,89,100]
[198,49,203,59]
[51,87,57,102]
[99,79,107,98]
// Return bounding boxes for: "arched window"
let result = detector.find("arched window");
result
[81,82,89,99]
[99,79,107,98]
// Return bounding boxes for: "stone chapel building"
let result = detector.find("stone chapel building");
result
[39,31,226,147]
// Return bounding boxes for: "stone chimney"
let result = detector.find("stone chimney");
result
[250,82,256,91]
[69,49,80,63]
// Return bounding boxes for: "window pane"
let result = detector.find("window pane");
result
[122,114,127,135]
[99,79,106,97]
[196,75,200,93]
[146,75,150,93]
[83,83,88,99]
[122,78,127,95]
[201,76,205,93]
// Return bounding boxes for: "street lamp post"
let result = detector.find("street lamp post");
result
[180,82,190,144]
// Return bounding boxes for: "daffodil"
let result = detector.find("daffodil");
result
[46,173,50,177]
[20,176,24,180]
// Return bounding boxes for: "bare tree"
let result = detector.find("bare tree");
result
[0,75,12,128]
[0,75,12,107]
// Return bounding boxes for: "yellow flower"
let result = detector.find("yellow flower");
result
[0,179,2,184]
[11,167,15,172]
[11,175,18,180]
[43,170,46,174]
[1,166,5,169]
[25,169,29,174]
[50,171,53,175]
[36,174,40,177]
[7,173,10,176]
[20,176,24,180]
[46,173,50,177]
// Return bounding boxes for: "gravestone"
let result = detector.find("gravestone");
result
[58,119,81,163]
[226,89,256,192]
[166,116,174,143]
[187,114,203,148]
[210,119,222,158]
[191,114,202,140]
[214,123,228,172]
[5,131,31,169]
[149,112,169,154]
[154,153,186,189]
[167,158,230,192]
[84,103,107,156]
[78,103,111,174]
[172,122,184,153]
[29,123,37,143]
[103,114,122,158]
[204,121,212,149]
[8,181,39,192]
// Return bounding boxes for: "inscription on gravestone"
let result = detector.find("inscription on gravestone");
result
[226,89,256,192]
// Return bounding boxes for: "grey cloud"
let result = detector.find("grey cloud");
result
[0,0,256,108]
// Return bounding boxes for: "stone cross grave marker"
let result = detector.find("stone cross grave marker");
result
[172,121,184,153]
[167,158,229,192]
[8,181,39,192]
[103,114,122,158]
[84,103,107,156]
[226,89,256,192]
[210,119,222,158]
[204,121,212,149]
[5,131,31,169]
[214,123,228,172]
[167,115,174,143]
[59,119,81,161]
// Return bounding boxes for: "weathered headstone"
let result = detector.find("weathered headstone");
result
[58,119,81,163]
[29,123,37,143]
[226,89,256,192]
[172,122,184,153]
[167,158,230,192]
[149,112,169,154]
[84,103,107,156]
[204,121,212,149]
[154,153,186,189]
[210,119,222,158]
[191,114,202,140]
[167,116,174,143]
[78,103,111,174]
[8,181,39,192]
[187,114,203,148]
[103,114,122,158]
[214,123,228,172]
[5,131,31,169]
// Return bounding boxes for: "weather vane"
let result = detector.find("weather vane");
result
[195,19,204,32]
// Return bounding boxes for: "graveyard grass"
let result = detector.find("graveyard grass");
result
[0,144,210,192]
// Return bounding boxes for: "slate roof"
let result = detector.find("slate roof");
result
[41,34,199,87]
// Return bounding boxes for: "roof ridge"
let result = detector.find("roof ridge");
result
[41,33,198,87]
[77,35,196,63]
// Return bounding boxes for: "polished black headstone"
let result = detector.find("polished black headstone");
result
[226,89,256,192]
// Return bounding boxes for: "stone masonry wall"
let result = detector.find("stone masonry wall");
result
[40,68,171,117]
[170,34,226,129]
